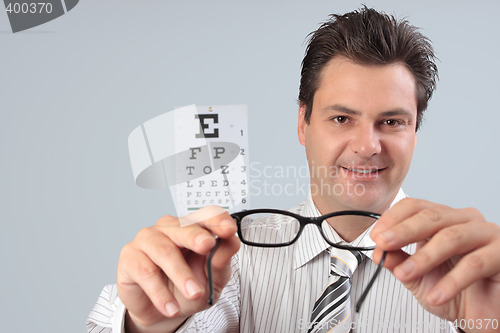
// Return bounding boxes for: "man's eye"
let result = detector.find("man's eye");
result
[383,119,403,126]
[332,116,349,124]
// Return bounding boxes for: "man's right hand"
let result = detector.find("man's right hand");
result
[116,209,240,333]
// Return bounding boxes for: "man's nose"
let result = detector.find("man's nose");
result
[349,124,382,158]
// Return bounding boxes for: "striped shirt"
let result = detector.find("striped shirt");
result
[87,189,457,332]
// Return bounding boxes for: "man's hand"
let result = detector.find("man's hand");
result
[370,198,500,333]
[116,208,240,333]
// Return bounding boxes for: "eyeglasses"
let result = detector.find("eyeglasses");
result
[207,209,387,312]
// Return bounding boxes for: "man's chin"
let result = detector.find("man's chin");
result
[335,192,390,213]
[309,181,394,213]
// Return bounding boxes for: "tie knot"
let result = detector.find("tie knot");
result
[329,247,365,278]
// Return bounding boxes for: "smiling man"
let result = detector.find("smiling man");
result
[298,58,419,242]
[88,6,500,333]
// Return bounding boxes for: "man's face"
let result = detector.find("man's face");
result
[298,56,418,214]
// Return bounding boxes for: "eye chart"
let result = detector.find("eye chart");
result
[128,104,249,216]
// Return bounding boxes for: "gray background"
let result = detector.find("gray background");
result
[1,0,499,332]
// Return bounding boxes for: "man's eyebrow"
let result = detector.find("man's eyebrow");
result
[379,109,414,118]
[321,104,413,117]
[321,104,361,115]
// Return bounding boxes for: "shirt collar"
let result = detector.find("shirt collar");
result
[292,188,407,269]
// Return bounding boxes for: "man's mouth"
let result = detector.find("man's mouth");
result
[342,166,386,175]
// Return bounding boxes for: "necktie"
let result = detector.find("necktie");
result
[308,247,365,333]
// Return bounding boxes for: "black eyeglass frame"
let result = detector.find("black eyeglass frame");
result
[207,209,387,312]
[233,208,379,250]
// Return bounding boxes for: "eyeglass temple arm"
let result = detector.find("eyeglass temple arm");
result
[355,250,387,312]
[207,237,223,305]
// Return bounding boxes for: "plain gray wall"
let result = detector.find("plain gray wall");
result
[1,0,499,331]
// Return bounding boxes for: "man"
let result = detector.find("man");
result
[87,7,500,333]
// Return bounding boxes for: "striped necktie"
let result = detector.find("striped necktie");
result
[308,247,365,333]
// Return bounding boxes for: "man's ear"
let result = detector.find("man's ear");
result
[298,103,308,146]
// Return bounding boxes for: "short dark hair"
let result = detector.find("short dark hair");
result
[298,6,438,130]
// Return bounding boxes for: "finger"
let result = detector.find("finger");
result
[210,234,241,269]
[193,211,237,238]
[157,214,237,253]
[175,207,237,238]
[371,206,480,251]
[179,205,227,227]
[392,221,493,282]
[372,248,409,271]
[138,228,206,301]
[118,248,179,319]
[120,284,165,327]
[371,198,434,235]
[426,237,500,306]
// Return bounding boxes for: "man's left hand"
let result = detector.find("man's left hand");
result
[371,198,500,333]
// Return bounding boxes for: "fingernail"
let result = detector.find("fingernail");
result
[185,279,202,298]
[395,260,415,279]
[378,230,395,243]
[165,302,179,316]
[427,287,443,304]
[220,219,235,231]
